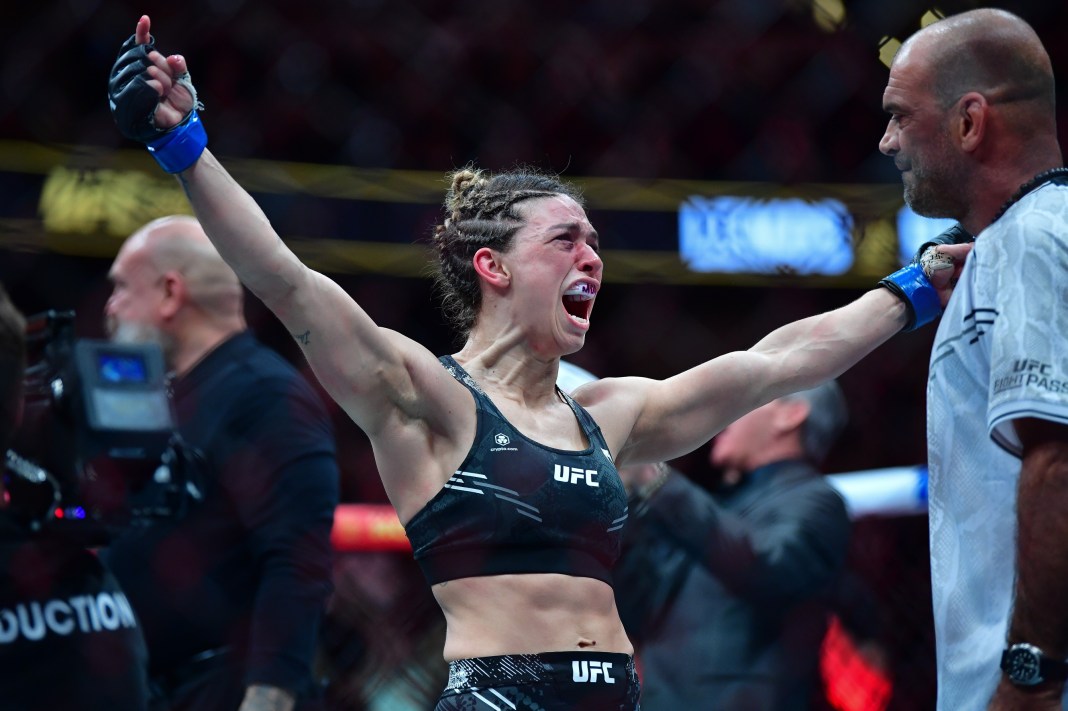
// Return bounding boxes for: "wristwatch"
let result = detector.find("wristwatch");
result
[1001,643,1068,686]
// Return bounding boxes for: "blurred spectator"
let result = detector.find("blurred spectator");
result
[614,381,853,710]
[99,216,340,711]
[319,552,446,711]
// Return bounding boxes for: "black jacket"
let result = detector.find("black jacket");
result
[614,460,850,711]
[104,331,339,704]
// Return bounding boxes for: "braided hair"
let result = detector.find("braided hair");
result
[431,165,584,338]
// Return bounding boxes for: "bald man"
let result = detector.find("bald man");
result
[880,10,1068,710]
[101,216,341,711]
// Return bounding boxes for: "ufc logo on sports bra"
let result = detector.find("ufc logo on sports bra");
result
[553,464,599,487]
[573,660,615,683]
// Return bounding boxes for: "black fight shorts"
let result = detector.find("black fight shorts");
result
[435,651,640,711]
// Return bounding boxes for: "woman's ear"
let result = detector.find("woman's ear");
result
[473,247,511,288]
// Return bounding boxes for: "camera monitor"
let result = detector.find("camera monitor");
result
[75,341,172,438]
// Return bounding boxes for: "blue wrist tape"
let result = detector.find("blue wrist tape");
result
[878,263,941,332]
[146,110,207,173]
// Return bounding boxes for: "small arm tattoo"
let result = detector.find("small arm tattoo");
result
[293,330,311,346]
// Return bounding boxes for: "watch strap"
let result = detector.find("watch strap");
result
[1040,656,1068,682]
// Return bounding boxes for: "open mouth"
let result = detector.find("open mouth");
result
[562,282,596,324]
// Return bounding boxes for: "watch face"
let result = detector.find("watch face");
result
[1007,646,1042,685]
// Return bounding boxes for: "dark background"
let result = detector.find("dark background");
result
[4,0,1068,181]
[3,1,1066,708]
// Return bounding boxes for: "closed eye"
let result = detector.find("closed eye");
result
[554,233,600,253]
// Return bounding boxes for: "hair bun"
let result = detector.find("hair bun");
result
[445,167,485,214]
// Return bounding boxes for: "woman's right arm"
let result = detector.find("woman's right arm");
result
[118,16,457,438]
[178,150,419,431]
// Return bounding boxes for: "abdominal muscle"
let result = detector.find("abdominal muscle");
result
[433,572,634,661]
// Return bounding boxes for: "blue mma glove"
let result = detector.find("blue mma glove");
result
[879,223,972,332]
[108,33,207,173]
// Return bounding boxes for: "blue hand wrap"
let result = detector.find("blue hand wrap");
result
[878,263,941,332]
[146,110,207,173]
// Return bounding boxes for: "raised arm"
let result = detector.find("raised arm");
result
[108,17,458,438]
[594,242,970,467]
[175,149,408,424]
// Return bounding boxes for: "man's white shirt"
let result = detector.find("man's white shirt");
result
[926,181,1068,710]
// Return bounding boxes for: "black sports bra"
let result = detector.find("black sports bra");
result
[404,356,629,586]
